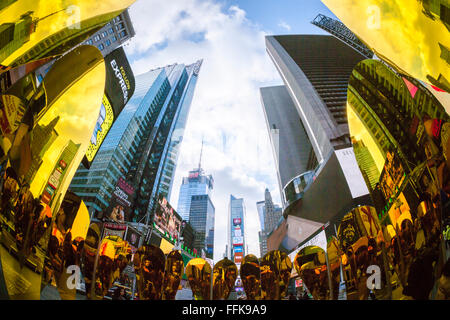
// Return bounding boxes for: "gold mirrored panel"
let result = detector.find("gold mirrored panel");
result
[322,0,450,95]
[41,191,89,300]
[326,236,342,299]
[162,250,184,300]
[260,250,292,300]
[240,254,261,300]
[0,0,136,67]
[0,46,105,299]
[90,235,130,300]
[294,246,329,300]
[337,206,383,300]
[212,258,237,300]
[347,59,449,299]
[133,244,165,300]
[81,222,101,300]
[185,257,212,300]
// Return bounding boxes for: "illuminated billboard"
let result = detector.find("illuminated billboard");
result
[154,195,182,241]
[106,177,134,223]
[232,236,243,246]
[83,47,135,167]
[233,218,241,225]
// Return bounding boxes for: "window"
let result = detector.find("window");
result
[105,39,111,47]
[113,16,121,23]
[108,28,114,34]
[111,35,117,42]
[102,31,108,38]
[94,35,100,42]
[116,22,125,30]
[119,30,127,38]
[98,43,104,50]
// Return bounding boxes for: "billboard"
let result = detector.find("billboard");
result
[233,218,241,225]
[154,195,182,241]
[106,178,134,222]
[232,236,243,246]
[103,222,127,239]
[83,47,135,168]
[125,226,141,253]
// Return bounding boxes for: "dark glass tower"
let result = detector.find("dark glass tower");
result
[70,60,202,225]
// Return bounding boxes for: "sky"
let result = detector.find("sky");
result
[123,0,334,262]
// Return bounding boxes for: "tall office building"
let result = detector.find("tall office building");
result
[189,194,215,259]
[257,189,283,257]
[83,9,135,56]
[262,34,371,252]
[34,9,135,88]
[263,188,283,234]
[177,166,214,221]
[70,60,202,224]
[228,195,246,264]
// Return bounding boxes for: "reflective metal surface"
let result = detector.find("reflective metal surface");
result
[0,45,105,299]
[0,0,136,67]
[133,245,165,300]
[240,254,261,300]
[81,222,101,300]
[327,237,342,299]
[185,257,212,300]
[212,258,237,300]
[322,0,450,94]
[42,191,88,300]
[347,58,449,300]
[260,250,292,300]
[162,250,184,300]
[294,246,329,300]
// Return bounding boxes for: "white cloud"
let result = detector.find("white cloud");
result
[125,0,284,262]
[278,20,291,31]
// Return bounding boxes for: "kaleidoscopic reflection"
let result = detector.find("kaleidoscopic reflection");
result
[212,258,237,300]
[185,258,212,300]
[240,254,262,300]
[133,245,165,300]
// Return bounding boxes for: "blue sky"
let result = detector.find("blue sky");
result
[125,0,338,261]
[223,0,337,34]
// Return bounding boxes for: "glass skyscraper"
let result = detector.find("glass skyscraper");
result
[69,60,202,224]
[188,194,215,259]
[228,195,246,264]
[177,167,214,221]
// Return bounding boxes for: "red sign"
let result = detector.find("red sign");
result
[233,218,241,225]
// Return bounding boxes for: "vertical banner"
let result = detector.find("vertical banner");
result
[83,47,135,168]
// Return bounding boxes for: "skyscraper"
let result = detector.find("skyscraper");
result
[189,194,215,259]
[177,166,214,221]
[70,60,202,225]
[228,195,246,264]
[262,34,371,252]
[257,189,283,257]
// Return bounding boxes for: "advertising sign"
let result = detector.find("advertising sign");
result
[106,178,134,222]
[83,47,135,168]
[233,227,242,237]
[233,218,241,226]
[84,94,114,163]
[0,94,25,135]
[234,246,243,253]
[41,140,79,205]
[103,222,127,239]
[232,236,243,246]
[154,195,182,241]
[125,226,141,253]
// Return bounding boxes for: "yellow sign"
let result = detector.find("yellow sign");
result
[85,94,114,162]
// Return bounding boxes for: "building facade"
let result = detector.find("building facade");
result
[228,195,246,264]
[262,34,371,252]
[70,60,202,225]
[177,167,214,221]
[188,194,215,259]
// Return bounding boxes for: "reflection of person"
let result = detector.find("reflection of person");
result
[1,167,18,220]
[435,259,450,300]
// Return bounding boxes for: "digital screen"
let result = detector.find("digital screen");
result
[154,195,182,241]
